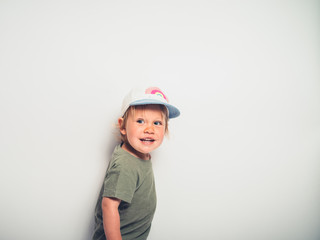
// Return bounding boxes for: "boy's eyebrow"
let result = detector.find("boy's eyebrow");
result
[133,115,144,118]
[133,115,164,120]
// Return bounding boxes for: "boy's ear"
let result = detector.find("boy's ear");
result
[118,118,126,135]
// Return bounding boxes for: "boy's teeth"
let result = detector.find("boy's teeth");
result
[141,138,154,142]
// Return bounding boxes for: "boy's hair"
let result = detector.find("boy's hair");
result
[119,104,169,143]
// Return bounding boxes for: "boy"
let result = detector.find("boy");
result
[92,87,180,240]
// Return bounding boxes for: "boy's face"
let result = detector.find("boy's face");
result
[119,105,166,160]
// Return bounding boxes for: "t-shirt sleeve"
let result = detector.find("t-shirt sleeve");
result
[102,161,137,204]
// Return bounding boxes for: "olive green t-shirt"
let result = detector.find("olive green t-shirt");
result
[92,144,157,240]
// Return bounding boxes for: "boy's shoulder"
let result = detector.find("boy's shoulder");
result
[111,144,138,167]
[109,144,152,171]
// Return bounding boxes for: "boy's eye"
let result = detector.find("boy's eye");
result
[154,121,162,126]
[137,119,144,124]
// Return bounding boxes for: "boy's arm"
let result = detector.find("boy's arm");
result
[102,197,122,240]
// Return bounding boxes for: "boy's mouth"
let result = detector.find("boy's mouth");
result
[140,138,155,142]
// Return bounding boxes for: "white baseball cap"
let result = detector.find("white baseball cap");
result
[121,87,180,119]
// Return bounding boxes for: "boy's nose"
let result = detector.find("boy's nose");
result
[144,125,154,134]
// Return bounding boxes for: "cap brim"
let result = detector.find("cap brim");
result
[130,99,180,119]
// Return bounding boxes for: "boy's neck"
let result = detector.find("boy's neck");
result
[121,142,150,160]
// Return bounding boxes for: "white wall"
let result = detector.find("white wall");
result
[1,1,319,239]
